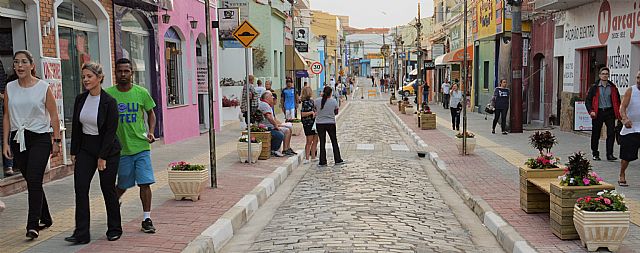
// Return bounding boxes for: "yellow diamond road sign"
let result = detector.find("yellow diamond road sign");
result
[233,20,260,48]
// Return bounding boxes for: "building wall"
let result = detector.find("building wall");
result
[474,39,496,111]
[530,16,556,125]
[158,0,219,144]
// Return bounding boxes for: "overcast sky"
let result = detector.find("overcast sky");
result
[310,0,434,28]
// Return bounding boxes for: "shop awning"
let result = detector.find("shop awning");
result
[285,45,309,71]
[443,46,473,63]
[296,70,309,78]
[434,55,446,66]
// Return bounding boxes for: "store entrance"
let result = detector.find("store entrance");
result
[579,47,607,97]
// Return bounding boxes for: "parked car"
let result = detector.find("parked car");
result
[398,80,416,97]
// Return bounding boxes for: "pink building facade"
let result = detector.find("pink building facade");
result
[158,0,221,144]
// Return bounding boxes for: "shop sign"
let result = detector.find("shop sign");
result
[450,24,462,51]
[574,101,592,131]
[218,8,240,41]
[197,55,208,94]
[476,0,497,39]
[295,27,309,52]
[41,57,64,128]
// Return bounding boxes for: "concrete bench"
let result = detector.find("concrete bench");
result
[521,172,614,240]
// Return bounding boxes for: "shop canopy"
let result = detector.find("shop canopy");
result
[443,46,473,63]
[285,45,309,71]
[434,54,446,66]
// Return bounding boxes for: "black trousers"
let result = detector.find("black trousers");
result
[73,134,122,240]
[591,108,616,157]
[493,108,508,132]
[443,94,450,109]
[450,108,460,130]
[11,130,52,230]
[316,124,342,165]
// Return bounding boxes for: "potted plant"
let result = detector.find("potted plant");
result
[286,118,303,136]
[167,161,208,201]
[242,123,271,160]
[574,190,630,252]
[455,131,475,155]
[559,152,603,186]
[237,135,261,163]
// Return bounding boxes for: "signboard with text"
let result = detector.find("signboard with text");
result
[574,101,592,131]
[294,27,309,52]
[41,57,64,128]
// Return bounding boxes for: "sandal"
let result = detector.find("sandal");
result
[618,180,629,187]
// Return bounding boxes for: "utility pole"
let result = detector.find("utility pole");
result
[509,0,524,133]
[204,0,217,187]
[462,0,469,155]
[395,26,400,93]
[416,2,423,110]
[291,2,296,90]
[322,35,327,87]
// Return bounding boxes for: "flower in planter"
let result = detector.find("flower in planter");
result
[222,95,240,107]
[529,131,557,156]
[455,131,475,138]
[525,152,561,169]
[576,190,627,212]
[169,161,205,171]
[238,134,261,143]
[249,123,269,132]
[559,152,603,186]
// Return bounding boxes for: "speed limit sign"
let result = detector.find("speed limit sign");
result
[310,62,323,74]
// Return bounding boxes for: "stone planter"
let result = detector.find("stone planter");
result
[520,166,566,213]
[237,142,262,163]
[550,181,615,239]
[168,169,208,201]
[455,137,476,155]
[404,106,415,115]
[573,205,630,252]
[221,106,240,122]
[291,122,303,136]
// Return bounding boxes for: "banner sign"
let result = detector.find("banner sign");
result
[41,57,64,128]
[218,8,239,41]
[294,27,309,52]
[574,101,593,131]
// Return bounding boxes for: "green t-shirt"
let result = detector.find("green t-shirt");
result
[105,84,156,156]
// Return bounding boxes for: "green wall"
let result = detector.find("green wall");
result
[474,39,497,111]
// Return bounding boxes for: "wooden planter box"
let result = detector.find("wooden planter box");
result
[242,131,271,160]
[573,205,630,252]
[520,166,565,213]
[168,169,208,201]
[550,181,615,240]
[455,138,476,155]
[419,113,436,130]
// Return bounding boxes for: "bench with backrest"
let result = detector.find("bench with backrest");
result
[520,168,615,240]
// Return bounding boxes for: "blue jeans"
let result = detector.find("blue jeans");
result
[269,129,284,151]
[4,156,13,168]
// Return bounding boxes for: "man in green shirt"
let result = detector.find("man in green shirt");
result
[106,58,158,233]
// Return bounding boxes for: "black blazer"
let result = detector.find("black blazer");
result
[70,90,121,159]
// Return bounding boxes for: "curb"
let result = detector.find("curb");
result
[384,105,537,253]
[183,152,304,253]
[183,101,352,253]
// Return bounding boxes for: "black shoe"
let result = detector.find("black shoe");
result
[26,229,39,239]
[335,160,346,165]
[492,130,495,134]
[37,221,52,231]
[502,131,508,135]
[318,163,327,167]
[607,155,618,161]
[64,235,90,244]
[107,234,122,241]
[452,126,456,130]
[141,218,156,233]
[593,155,601,161]
[286,148,298,155]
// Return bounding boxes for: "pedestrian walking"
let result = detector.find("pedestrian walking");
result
[618,71,640,187]
[281,79,298,120]
[300,86,318,164]
[585,67,621,161]
[491,79,510,135]
[106,58,158,234]
[449,84,463,131]
[314,86,344,167]
[65,62,122,244]
[3,50,62,239]
[441,79,451,109]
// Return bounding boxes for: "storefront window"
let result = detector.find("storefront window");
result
[0,0,24,11]
[165,27,183,106]
[121,12,151,91]
[58,0,100,137]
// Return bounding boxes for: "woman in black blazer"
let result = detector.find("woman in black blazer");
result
[65,62,122,244]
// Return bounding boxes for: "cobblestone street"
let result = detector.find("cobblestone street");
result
[234,101,500,252]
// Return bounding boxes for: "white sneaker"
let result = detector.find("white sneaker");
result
[272,151,284,157]
[303,159,310,164]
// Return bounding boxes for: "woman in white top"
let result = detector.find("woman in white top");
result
[65,62,122,244]
[618,71,640,187]
[449,84,463,131]
[3,50,61,239]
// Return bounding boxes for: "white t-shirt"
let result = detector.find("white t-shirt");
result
[442,82,451,94]
[6,79,52,151]
[79,93,101,135]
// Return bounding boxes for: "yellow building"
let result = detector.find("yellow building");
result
[311,10,340,82]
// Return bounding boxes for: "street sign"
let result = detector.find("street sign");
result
[233,20,260,48]
[294,27,309,52]
[310,62,323,74]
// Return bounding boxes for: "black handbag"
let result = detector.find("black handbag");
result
[484,104,495,114]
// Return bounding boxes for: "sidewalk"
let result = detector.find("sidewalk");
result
[390,102,640,252]
[0,110,321,252]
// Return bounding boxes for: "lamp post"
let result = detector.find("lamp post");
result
[462,0,469,155]
[203,0,217,187]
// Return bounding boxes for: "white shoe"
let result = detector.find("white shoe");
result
[303,159,310,164]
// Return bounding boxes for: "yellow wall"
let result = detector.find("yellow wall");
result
[311,10,338,59]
